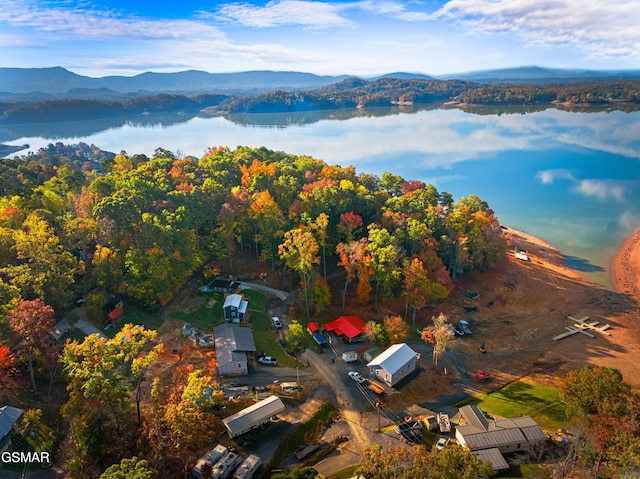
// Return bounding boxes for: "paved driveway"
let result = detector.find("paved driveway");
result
[55,307,107,340]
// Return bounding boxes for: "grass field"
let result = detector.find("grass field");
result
[456,379,569,431]
[171,292,224,329]
[328,465,359,479]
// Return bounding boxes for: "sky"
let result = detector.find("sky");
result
[1,0,640,77]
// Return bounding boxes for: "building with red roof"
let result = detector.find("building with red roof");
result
[106,307,124,325]
[323,316,369,340]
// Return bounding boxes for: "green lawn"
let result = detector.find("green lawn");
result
[242,288,268,310]
[171,290,270,331]
[328,466,359,479]
[456,380,569,431]
[171,292,225,330]
[248,311,272,332]
[253,331,300,368]
[103,302,152,338]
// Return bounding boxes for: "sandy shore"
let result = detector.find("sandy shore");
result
[611,229,640,304]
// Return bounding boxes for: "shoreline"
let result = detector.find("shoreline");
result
[611,228,640,304]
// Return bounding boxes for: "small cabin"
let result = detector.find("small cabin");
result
[202,276,239,294]
[223,294,248,323]
[105,307,124,326]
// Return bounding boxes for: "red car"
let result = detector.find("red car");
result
[474,371,491,380]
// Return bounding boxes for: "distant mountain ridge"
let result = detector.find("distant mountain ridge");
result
[438,66,640,83]
[0,67,350,96]
[3,66,640,100]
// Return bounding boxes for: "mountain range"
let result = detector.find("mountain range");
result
[0,67,350,99]
[3,66,640,102]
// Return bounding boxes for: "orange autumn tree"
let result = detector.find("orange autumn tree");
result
[0,345,16,378]
[248,190,284,264]
[403,257,450,324]
[336,238,369,313]
[421,313,453,368]
[383,315,410,341]
[279,226,320,318]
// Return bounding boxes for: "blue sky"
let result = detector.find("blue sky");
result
[1,0,639,77]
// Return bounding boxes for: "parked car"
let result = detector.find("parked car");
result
[451,326,465,336]
[258,356,278,365]
[348,371,366,384]
[459,320,472,335]
[271,316,283,329]
[343,336,363,343]
[436,437,448,451]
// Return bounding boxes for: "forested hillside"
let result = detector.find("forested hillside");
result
[0,94,229,122]
[0,144,505,314]
[216,77,472,113]
[3,77,640,122]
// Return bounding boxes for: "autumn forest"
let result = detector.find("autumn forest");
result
[0,143,507,475]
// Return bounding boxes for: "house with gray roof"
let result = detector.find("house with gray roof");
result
[0,405,23,452]
[214,323,257,376]
[366,343,419,386]
[223,293,248,323]
[455,405,547,470]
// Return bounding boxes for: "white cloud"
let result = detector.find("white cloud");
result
[0,32,47,47]
[617,210,640,233]
[354,0,431,21]
[0,0,225,41]
[536,167,628,203]
[573,179,626,202]
[435,0,640,58]
[214,0,354,28]
[213,0,432,28]
[535,169,575,184]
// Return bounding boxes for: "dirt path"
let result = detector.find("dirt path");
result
[302,351,371,448]
[300,349,406,476]
[237,282,289,301]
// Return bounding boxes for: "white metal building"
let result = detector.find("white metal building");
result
[366,343,419,386]
[222,395,285,438]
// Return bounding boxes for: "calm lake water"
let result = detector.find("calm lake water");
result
[2,105,640,287]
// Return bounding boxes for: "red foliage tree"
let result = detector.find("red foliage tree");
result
[402,180,427,194]
[7,299,55,397]
[0,345,16,371]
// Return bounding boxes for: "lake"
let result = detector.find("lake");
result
[2,105,640,287]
